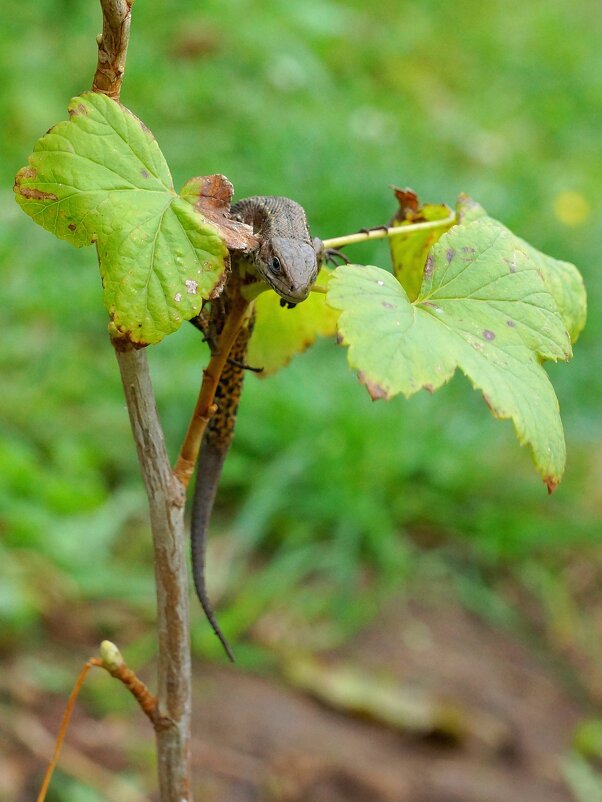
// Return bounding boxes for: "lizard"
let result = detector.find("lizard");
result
[190,196,321,661]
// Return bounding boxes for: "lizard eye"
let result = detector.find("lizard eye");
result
[269,256,281,274]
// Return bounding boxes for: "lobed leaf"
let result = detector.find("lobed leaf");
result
[455,195,586,342]
[14,92,227,345]
[327,217,578,489]
[516,241,586,344]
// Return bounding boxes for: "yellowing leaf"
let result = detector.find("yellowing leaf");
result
[247,268,338,375]
[388,188,454,301]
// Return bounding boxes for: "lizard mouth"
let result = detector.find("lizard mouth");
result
[267,276,311,305]
[278,288,310,304]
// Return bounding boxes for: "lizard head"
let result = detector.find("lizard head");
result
[256,236,319,306]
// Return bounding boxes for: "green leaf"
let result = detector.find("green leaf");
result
[327,217,574,489]
[14,92,227,345]
[456,195,586,342]
[247,268,339,375]
[518,241,586,344]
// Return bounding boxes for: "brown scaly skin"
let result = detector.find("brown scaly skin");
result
[190,197,320,661]
[231,196,319,305]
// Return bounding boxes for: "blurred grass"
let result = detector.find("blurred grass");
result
[1,0,601,670]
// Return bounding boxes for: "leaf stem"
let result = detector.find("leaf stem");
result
[322,211,457,251]
[174,292,251,487]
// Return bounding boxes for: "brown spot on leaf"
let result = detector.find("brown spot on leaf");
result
[207,261,229,301]
[388,185,450,229]
[504,256,517,273]
[68,103,89,117]
[544,476,559,494]
[111,334,149,351]
[14,185,58,202]
[424,254,435,277]
[456,193,480,224]
[482,393,497,413]
[446,247,455,263]
[137,117,152,135]
[483,329,496,341]
[507,319,516,327]
[358,371,388,401]
[382,301,394,309]
[423,383,435,394]
[109,317,150,350]
[390,186,420,222]
[14,166,59,200]
[68,223,77,231]
[141,169,150,178]
[182,174,258,252]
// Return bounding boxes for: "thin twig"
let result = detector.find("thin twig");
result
[92,0,135,98]
[99,641,158,724]
[174,293,250,487]
[322,211,457,251]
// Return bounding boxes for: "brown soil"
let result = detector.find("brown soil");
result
[2,596,585,802]
[190,599,581,801]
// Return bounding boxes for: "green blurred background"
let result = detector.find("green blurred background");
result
[1,0,601,796]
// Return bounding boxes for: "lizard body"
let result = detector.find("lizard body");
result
[191,196,319,660]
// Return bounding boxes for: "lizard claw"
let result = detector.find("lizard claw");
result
[227,358,264,373]
[358,224,389,235]
[323,248,350,266]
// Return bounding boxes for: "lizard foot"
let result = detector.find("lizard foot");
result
[358,224,390,235]
[227,358,264,373]
[323,247,350,266]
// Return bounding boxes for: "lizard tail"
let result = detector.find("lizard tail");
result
[190,436,236,662]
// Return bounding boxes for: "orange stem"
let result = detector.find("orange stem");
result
[174,293,250,487]
[36,659,101,802]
